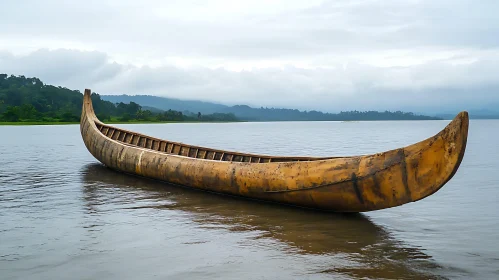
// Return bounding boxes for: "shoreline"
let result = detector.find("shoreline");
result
[6,116,499,126]
[0,120,244,126]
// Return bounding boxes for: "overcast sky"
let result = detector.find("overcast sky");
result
[1,0,499,113]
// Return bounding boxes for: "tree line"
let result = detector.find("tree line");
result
[1,74,442,123]
[103,95,443,121]
[0,74,238,123]
[220,105,442,121]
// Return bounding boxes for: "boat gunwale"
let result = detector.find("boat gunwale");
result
[91,119,342,163]
[91,116,445,193]
[83,95,467,167]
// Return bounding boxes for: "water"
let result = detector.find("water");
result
[1,120,498,279]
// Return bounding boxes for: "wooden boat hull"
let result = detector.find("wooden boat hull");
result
[80,89,469,212]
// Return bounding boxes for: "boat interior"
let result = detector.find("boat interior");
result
[94,121,336,163]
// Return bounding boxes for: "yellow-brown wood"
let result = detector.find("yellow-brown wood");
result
[80,89,469,212]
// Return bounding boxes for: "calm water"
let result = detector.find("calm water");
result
[1,120,498,280]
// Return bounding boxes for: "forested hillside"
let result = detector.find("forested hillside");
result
[103,94,442,121]
[103,94,228,115]
[1,74,443,123]
[0,74,238,123]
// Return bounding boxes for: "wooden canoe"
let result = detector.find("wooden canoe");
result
[80,89,469,212]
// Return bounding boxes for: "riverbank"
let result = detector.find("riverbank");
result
[0,121,80,125]
[0,120,243,126]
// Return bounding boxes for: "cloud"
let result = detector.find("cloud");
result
[1,49,498,113]
[1,0,498,62]
[1,0,499,113]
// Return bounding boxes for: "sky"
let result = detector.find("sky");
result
[1,0,499,113]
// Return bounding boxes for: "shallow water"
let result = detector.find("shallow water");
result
[1,120,498,279]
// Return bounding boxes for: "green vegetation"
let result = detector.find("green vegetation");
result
[217,105,443,121]
[0,121,79,125]
[1,73,445,125]
[0,74,239,124]
[103,95,443,121]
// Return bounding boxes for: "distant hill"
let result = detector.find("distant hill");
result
[0,74,118,122]
[102,94,442,121]
[142,106,165,113]
[0,74,238,123]
[435,110,499,120]
[103,95,228,115]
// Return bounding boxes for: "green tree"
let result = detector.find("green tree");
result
[60,111,79,122]
[136,109,154,121]
[19,104,38,120]
[97,113,111,121]
[2,106,21,121]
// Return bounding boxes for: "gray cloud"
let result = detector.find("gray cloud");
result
[1,0,498,113]
[1,0,498,59]
[1,49,498,113]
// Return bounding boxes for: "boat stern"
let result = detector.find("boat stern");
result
[404,111,469,203]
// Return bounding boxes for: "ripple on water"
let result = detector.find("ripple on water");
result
[1,121,498,280]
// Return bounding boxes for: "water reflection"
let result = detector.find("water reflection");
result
[81,163,449,280]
